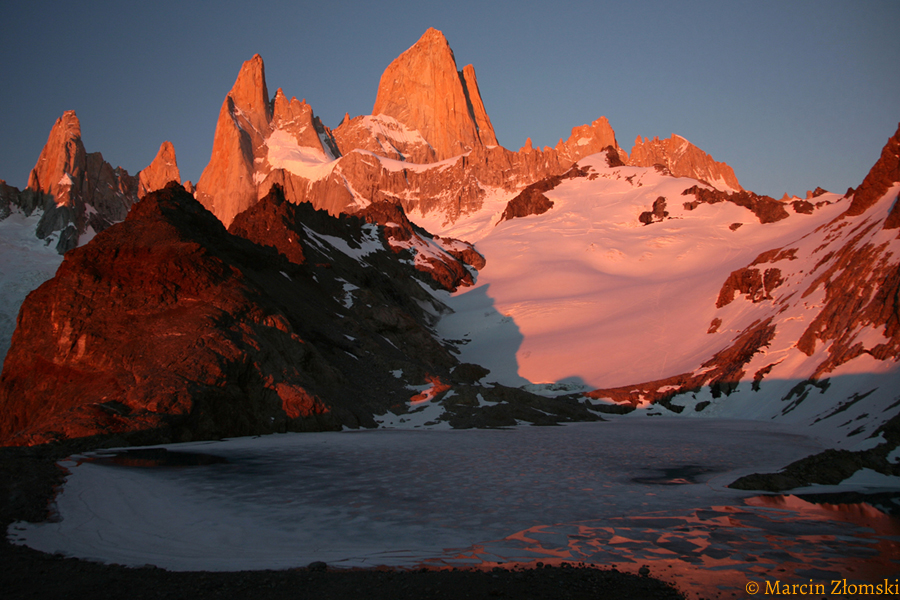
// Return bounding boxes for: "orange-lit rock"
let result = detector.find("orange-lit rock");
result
[371,28,497,161]
[629,133,741,191]
[0,184,471,445]
[25,111,139,252]
[138,141,180,198]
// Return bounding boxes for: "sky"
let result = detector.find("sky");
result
[1,0,897,199]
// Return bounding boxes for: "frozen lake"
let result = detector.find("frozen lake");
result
[10,419,900,599]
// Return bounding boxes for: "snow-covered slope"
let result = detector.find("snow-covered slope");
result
[431,153,839,386]
[419,150,900,451]
[0,209,65,365]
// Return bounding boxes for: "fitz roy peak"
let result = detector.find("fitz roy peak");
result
[192,28,737,229]
[370,27,498,161]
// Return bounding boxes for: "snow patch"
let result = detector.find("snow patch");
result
[266,129,337,181]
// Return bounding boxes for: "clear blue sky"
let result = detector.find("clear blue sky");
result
[1,0,897,199]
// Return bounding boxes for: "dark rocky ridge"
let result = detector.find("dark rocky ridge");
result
[498,163,592,223]
[845,122,900,218]
[0,184,598,446]
[681,184,792,224]
[730,410,900,491]
[356,199,485,291]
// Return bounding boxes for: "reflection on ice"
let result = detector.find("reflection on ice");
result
[8,419,900,599]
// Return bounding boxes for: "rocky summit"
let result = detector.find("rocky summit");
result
[1,111,181,253]
[370,27,498,161]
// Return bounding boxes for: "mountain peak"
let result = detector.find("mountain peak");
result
[230,54,270,123]
[628,133,741,191]
[138,141,181,199]
[371,29,497,161]
[845,122,900,217]
[417,27,452,50]
[27,110,85,196]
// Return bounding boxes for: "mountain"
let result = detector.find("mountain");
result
[0,114,183,369]
[369,27,497,161]
[0,183,597,446]
[0,111,181,254]
[1,28,897,489]
[431,127,900,486]
[628,134,742,191]
[194,29,729,230]
[138,141,181,199]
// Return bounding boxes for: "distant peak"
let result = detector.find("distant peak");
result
[629,133,741,191]
[139,141,181,199]
[845,122,900,217]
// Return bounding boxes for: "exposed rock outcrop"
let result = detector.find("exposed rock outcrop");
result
[682,184,790,224]
[138,141,181,199]
[0,183,593,445]
[498,164,591,223]
[554,118,623,166]
[0,184,443,445]
[629,134,741,191]
[845,122,900,218]
[191,33,639,229]
[370,28,497,162]
[3,112,181,253]
[638,197,669,225]
[332,114,433,162]
[194,55,341,227]
[24,111,138,252]
[585,318,778,410]
[194,55,271,227]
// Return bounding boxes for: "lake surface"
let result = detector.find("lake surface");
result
[10,419,900,599]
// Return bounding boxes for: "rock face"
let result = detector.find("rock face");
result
[0,184,438,444]
[681,184,791,224]
[23,111,138,252]
[629,134,741,191]
[638,196,669,225]
[355,200,485,291]
[845,122,900,218]
[498,164,592,223]
[138,141,181,199]
[193,32,750,231]
[370,28,497,162]
[2,111,180,253]
[554,118,622,166]
[194,55,339,227]
[0,184,595,446]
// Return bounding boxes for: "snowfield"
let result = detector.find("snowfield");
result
[0,209,64,365]
[416,153,900,450]
[429,154,848,389]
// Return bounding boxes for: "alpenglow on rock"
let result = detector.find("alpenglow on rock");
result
[194,54,339,227]
[629,134,741,191]
[14,111,180,253]
[371,27,498,162]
